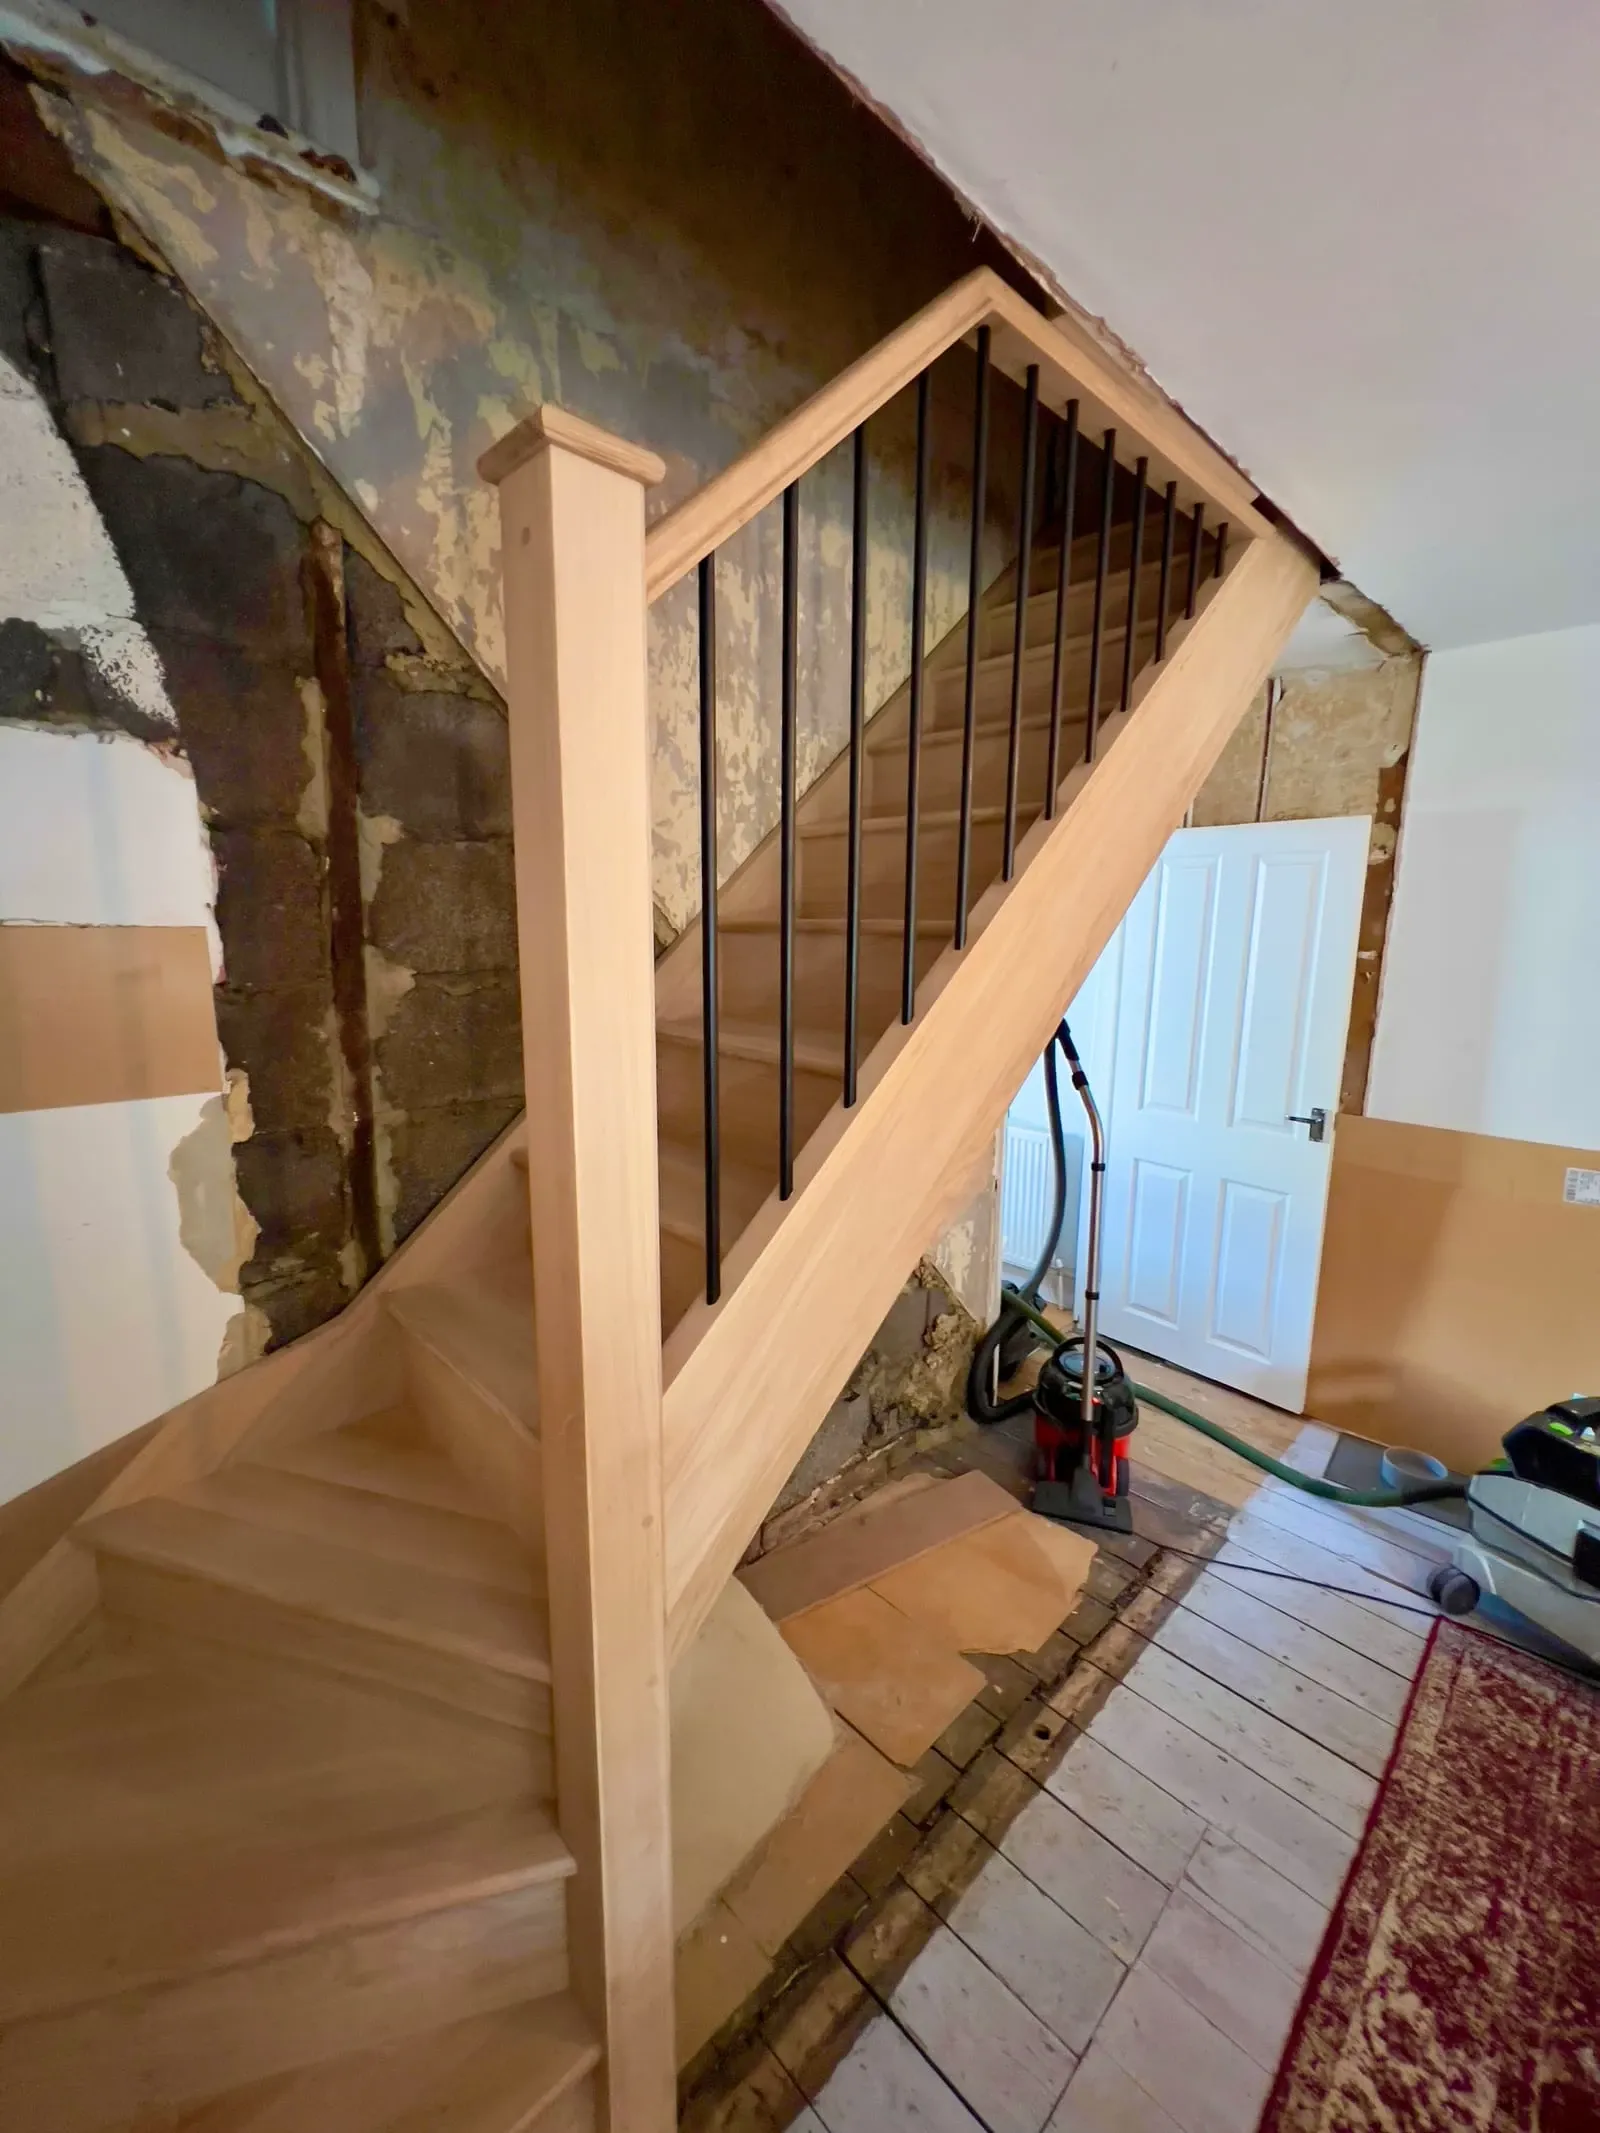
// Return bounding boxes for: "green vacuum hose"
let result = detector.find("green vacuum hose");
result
[1003,1291,1466,1509]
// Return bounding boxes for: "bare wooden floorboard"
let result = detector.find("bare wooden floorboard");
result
[1118,1644,1377,1836]
[1224,1508,1436,1633]
[1172,1568,1412,1722]
[1085,1687,1358,1906]
[1148,1605,1396,1777]
[1206,1539,1427,1678]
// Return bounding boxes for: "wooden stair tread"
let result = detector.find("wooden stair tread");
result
[385,1285,539,1435]
[263,1424,494,1521]
[168,1993,598,2132]
[865,703,1087,755]
[800,800,1040,839]
[719,914,948,937]
[658,1138,770,1246]
[655,1015,842,1073]
[0,1801,571,2025]
[182,1465,537,1597]
[0,1629,533,1839]
[83,1499,552,1682]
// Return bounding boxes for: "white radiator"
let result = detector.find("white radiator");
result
[1001,1121,1080,1300]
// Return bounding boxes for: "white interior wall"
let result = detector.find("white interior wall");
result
[774,1,1600,652]
[1367,626,1600,1151]
[0,348,239,1504]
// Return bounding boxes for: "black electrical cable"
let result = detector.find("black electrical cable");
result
[1130,1536,1440,1619]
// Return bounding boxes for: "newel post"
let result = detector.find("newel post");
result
[480,408,674,2131]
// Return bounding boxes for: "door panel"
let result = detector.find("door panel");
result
[1124,1158,1189,1326]
[1088,817,1369,1408]
[1209,1179,1287,1358]
[1140,856,1218,1116]
[1231,855,1323,1131]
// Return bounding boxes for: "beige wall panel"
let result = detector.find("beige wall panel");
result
[1307,1114,1600,1471]
[0,925,218,1114]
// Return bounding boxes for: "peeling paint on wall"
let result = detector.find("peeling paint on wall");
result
[29,0,1037,937]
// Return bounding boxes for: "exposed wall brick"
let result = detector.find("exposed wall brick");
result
[72,447,312,660]
[368,839,519,972]
[378,973,524,1112]
[356,676,511,839]
[38,231,238,410]
[151,636,311,827]
[215,983,339,1136]
[211,829,328,991]
[386,1099,522,1245]
[344,548,424,667]
[233,1126,349,1261]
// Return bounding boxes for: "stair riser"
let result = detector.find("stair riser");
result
[0,1885,566,2133]
[866,716,1085,815]
[656,1036,839,1170]
[395,1326,546,1557]
[97,1557,552,1736]
[717,926,944,1028]
[978,560,1176,658]
[801,813,1038,923]
[924,619,1162,731]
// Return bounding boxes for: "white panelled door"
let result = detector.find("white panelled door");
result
[1091,816,1369,1409]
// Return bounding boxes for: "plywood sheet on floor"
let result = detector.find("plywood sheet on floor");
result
[872,1514,1096,1658]
[740,1472,1020,1622]
[778,1589,985,1767]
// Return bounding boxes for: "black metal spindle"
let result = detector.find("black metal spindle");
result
[1155,481,1178,662]
[1044,399,1079,819]
[1119,456,1149,714]
[901,371,931,1024]
[954,325,990,950]
[697,553,721,1303]
[1003,364,1039,880]
[843,426,868,1107]
[1185,501,1205,619]
[778,481,798,1199]
[1084,427,1116,762]
[1214,521,1230,580]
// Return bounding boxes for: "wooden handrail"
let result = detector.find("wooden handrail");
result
[644,265,1268,604]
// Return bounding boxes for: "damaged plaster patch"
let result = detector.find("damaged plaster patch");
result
[358,808,405,904]
[296,676,330,839]
[0,347,176,731]
[167,1084,259,1295]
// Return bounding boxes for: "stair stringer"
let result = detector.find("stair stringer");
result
[659,530,1320,1659]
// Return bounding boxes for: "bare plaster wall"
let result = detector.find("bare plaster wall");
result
[38,0,1038,929]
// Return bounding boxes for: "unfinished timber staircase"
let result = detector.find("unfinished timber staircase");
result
[0,267,1316,2132]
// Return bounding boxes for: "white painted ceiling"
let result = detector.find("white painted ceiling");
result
[776,0,1600,653]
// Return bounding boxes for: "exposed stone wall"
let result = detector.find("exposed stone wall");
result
[0,147,519,1349]
[4,0,1024,1421]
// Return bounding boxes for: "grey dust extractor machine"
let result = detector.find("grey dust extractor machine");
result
[971,1019,1600,1670]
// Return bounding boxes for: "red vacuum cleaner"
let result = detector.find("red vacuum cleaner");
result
[968,1020,1140,1534]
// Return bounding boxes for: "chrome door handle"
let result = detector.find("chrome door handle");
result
[1287,1106,1328,1143]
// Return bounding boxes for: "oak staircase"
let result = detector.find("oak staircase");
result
[0,267,1316,2132]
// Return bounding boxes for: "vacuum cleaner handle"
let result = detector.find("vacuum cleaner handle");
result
[1057,1020,1106,1432]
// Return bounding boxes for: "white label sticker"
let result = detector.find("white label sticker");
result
[1564,1167,1600,1207]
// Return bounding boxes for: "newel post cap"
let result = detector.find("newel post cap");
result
[478,403,666,488]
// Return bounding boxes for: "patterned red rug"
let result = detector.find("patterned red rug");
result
[1260,1619,1600,2133]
